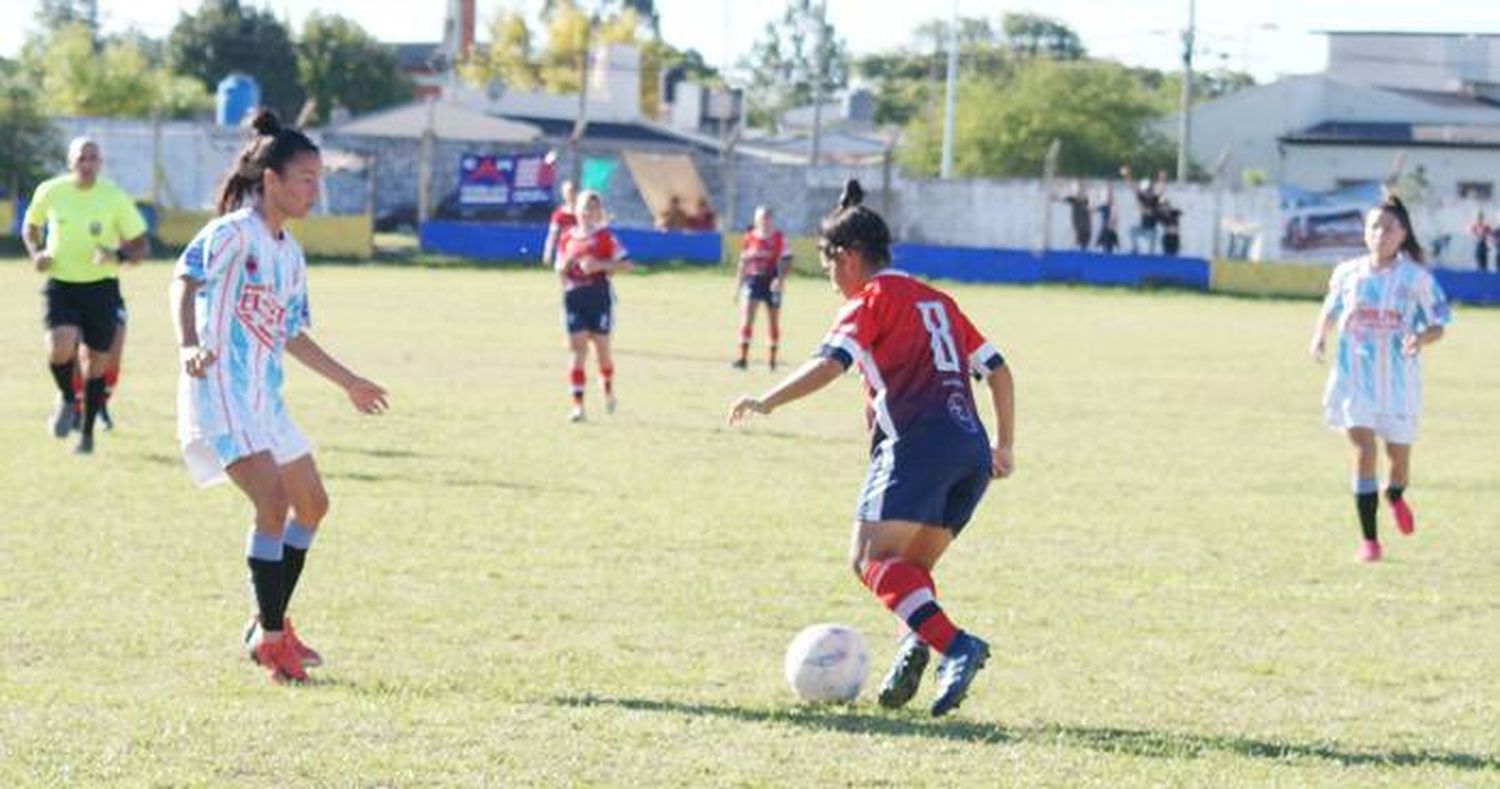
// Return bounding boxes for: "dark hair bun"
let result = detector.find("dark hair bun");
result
[249,108,283,136]
[839,179,865,210]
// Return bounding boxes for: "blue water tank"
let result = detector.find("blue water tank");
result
[216,73,261,126]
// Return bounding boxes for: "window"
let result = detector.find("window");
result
[1459,181,1494,200]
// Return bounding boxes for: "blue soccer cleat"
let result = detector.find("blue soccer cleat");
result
[930,632,990,717]
[877,632,931,709]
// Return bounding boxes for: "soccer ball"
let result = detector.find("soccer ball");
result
[784,624,869,703]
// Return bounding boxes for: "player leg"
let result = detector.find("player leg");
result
[99,314,126,431]
[273,453,328,667]
[1384,440,1415,536]
[766,302,782,371]
[734,294,756,369]
[225,450,307,683]
[1347,427,1381,561]
[72,310,116,455]
[567,332,589,422]
[594,333,616,414]
[45,323,81,439]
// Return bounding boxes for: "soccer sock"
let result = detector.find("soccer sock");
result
[245,529,288,632]
[1386,485,1405,503]
[768,327,781,365]
[1354,477,1379,542]
[81,377,106,438]
[569,367,586,405]
[281,521,315,612]
[738,326,752,362]
[599,364,614,396]
[861,558,959,655]
[50,361,77,402]
[103,366,119,403]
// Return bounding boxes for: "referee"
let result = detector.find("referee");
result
[23,137,149,455]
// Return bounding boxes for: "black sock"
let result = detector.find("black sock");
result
[247,558,288,631]
[1386,486,1405,503]
[1356,492,1379,541]
[282,545,308,613]
[49,361,77,401]
[82,377,106,438]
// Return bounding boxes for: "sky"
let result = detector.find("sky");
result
[0,0,1492,85]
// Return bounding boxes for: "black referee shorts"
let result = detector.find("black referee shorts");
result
[43,279,124,351]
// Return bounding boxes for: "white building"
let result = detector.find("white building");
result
[1180,31,1500,199]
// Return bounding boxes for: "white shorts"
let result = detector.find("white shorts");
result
[181,410,312,487]
[1325,405,1418,445]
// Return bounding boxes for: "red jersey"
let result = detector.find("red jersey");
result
[818,271,1004,446]
[549,206,577,235]
[558,227,626,290]
[740,230,787,278]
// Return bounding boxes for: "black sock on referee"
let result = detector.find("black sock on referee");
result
[50,361,77,402]
[81,377,106,438]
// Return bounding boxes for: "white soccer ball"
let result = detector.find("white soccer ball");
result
[784,624,869,703]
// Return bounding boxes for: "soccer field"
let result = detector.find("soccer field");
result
[2,259,1498,786]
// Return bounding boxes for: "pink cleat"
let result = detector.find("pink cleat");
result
[1389,498,1416,536]
[1357,540,1383,563]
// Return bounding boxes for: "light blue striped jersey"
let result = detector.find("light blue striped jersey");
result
[1320,255,1450,419]
[174,207,310,441]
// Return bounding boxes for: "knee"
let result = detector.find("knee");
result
[253,490,291,531]
[297,489,330,527]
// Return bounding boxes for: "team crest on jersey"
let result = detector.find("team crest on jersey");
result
[946,392,979,434]
[235,283,286,349]
[88,221,102,237]
[245,255,260,275]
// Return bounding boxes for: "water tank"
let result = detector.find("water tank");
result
[216,73,261,127]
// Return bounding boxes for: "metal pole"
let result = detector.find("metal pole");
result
[810,0,828,166]
[1176,0,1196,182]
[939,0,959,179]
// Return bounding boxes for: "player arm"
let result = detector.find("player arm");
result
[116,234,150,265]
[542,225,559,265]
[728,357,844,423]
[285,333,389,414]
[1310,271,1344,361]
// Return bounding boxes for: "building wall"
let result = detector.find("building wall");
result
[1327,34,1500,92]
[1281,142,1500,199]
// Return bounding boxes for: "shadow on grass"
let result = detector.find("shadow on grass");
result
[322,470,587,494]
[552,695,1500,772]
[323,445,428,460]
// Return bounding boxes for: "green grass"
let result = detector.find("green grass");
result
[2,259,1498,786]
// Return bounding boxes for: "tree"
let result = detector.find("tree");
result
[1001,12,1085,60]
[168,0,304,119]
[297,13,411,125]
[34,0,98,35]
[460,11,540,92]
[543,0,660,36]
[858,16,1015,127]
[900,59,1175,178]
[741,0,850,129]
[25,23,211,119]
[0,63,61,197]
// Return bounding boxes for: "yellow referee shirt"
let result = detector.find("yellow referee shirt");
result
[24,176,148,284]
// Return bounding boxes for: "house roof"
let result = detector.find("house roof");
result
[1281,120,1500,149]
[330,100,542,143]
[498,114,724,153]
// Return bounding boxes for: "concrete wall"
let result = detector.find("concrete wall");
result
[1281,143,1500,197]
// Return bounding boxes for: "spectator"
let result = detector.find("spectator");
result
[656,194,689,231]
[1160,200,1183,257]
[1470,210,1492,272]
[1058,180,1092,251]
[687,196,717,232]
[1095,184,1119,254]
[1490,223,1500,273]
[1121,166,1162,254]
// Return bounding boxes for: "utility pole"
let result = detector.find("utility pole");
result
[939,0,959,179]
[809,0,828,167]
[1175,0,1196,182]
[571,13,598,186]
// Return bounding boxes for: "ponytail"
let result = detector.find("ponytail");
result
[819,179,891,269]
[215,108,321,215]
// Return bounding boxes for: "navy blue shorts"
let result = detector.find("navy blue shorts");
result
[564,284,614,335]
[855,439,991,534]
[740,275,782,309]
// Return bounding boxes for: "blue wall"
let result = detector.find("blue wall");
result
[892,243,1212,291]
[1434,270,1500,306]
[419,221,721,265]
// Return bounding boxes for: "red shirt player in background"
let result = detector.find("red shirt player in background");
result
[729,179,1016,718]
[556,190,632,422]
[732,206,792,370]
[541,180,579,268]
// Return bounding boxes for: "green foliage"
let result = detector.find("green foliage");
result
[24,23,210,119]
[741,0,850,129]
[168,0,304,119]
[0,65,60,195]
[461,10,541,92]
[1001,12,1086,60]
[297,13,410,126]
[1144,67,1257,113]
[33,0,98,34]
[900,59,1176,178]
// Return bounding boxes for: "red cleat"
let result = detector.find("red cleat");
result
[283,618,324,669]
[1357,539,1383,563]
[1390,498,1416,536]
[250,633,308,684]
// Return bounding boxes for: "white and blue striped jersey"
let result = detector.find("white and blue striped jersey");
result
[1321,255,1450,420]
[175,208,311,442]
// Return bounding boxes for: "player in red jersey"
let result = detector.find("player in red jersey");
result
[729,180,1015,717]
[557,190,632,422]
[732,206,792,370]
[541,180,579,267]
